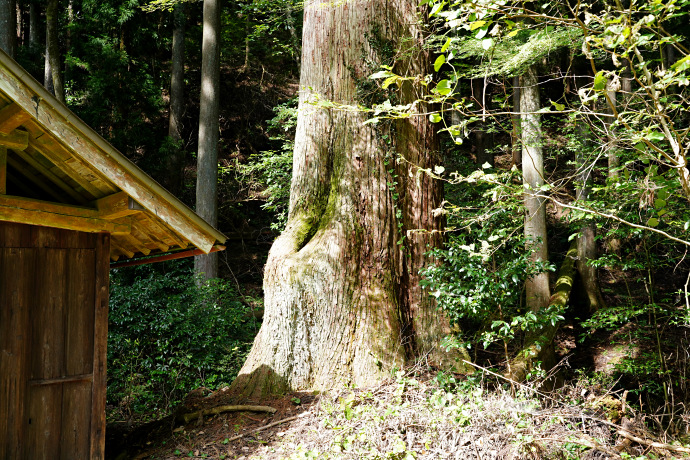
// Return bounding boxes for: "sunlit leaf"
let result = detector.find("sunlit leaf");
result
[434,54,446,72]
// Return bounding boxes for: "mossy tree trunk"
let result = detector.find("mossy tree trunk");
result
[231,0,462,399]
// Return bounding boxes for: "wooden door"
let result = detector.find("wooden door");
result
[0,223,109,460]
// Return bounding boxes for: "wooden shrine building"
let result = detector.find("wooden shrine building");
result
[0,50,226,459]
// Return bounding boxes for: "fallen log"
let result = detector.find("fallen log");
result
[506,240,578,382]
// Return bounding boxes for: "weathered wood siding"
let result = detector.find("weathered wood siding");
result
[0,222,109,460]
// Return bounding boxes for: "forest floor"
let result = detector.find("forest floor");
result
[106,359,690,460]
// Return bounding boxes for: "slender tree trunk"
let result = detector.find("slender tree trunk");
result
[241,14,250,72]
[285,4,300,74]
[45,0,63,102]
[44,52,54,94]
[621,58,632,95]
[28,1,37,48]
[0,0,17,57]
[15,1,21,47]
[511,75,521,167]
[194,0,221,280]
[167,3,186,195]
[472,78,493,167]
[605,84,618,179]
[575,123,606,313]
[65,0,73,76]
[231,0,465,399]
[571,75,606,313]
[521,65,550,311]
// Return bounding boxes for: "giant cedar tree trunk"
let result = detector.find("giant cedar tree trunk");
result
[194,0,220,280]
[521,65,550,311]
[232,0,461,398]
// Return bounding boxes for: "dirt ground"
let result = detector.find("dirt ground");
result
[106,388,319,460]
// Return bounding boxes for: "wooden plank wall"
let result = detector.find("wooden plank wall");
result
[0,222,109,460]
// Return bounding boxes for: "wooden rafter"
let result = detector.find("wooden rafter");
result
[0,195,131,234]
[6,155,67,203]
[28,140,104,199]
[110,240,135,259]
[12,148,88,204]
[0,147,5,194]
[131,217,169,253]
[121,234,151,256]
[0,103,30,135]
[138,214,188,249]
[0,129,28,150]
[93,192,145,220]
[7,174,39,198]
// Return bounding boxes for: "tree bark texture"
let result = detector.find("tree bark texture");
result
[28,1,38,49]
[232,0,461,399]
[194,0,221,280]
[520,66,550,311]
[29,2,39,49]
[45,0,63,102]
[0,0,16,57]
[167,3,186,196]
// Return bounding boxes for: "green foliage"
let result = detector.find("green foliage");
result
[66,0,167,156]
[236,97,297,231]
[422,161,555,352]
[108,261,256,418]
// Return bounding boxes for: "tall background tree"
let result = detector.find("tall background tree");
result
[166,3,186,195]
[0,0,16,57]
[194,0,221,280]
[45,0,63,102]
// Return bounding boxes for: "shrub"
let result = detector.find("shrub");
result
[107,260,256,419]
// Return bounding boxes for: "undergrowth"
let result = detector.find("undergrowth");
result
[244,367,690,460]
[108,260,258,421]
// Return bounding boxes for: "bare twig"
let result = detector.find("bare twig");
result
[226,415,299,443]
[616,429,690,454]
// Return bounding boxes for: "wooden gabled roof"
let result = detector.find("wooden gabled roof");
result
[0,49,226,261]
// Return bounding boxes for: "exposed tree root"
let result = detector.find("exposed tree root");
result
[225,415,299,443]
[177,405,277,424]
